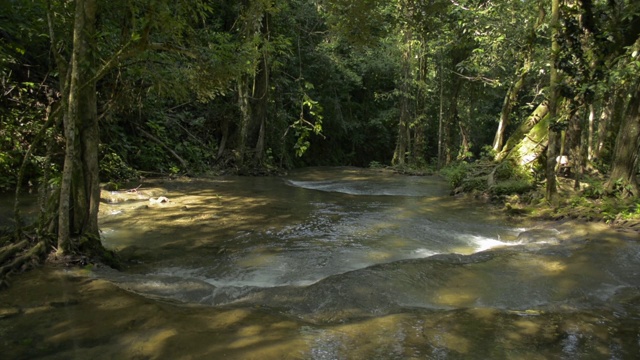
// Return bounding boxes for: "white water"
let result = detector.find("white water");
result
[98,170,570,307]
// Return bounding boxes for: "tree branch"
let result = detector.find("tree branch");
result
[137,127,190,172]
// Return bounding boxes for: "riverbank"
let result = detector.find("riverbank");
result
[437,159,640,235]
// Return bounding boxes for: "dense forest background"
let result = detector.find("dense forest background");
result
[1,0,640,268]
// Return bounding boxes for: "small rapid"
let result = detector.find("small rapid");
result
[97,169,540,306]
[89,167,640,358]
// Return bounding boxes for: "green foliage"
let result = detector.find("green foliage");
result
[492,179,534,196]
[495,160,534,184]
[291,90,324,157]
[440,162,470,188]
[480,145,497,161]
[582,177,605,199]
[369,161,384,169]
[99,152,138,183]
[0,151,17,192]
[461,176,489,193]
[619,202,640,221]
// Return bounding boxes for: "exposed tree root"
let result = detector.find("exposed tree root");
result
[0,240,47,288]
[0,239,29,265]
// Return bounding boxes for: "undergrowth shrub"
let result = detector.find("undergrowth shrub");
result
[100,152,138,183]
[492,179,534,195]
[440,162,470,188]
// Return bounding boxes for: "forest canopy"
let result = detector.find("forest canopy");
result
[1,0,640,273]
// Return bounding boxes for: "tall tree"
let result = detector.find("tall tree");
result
[56,0,101,254]
[545,0,561,202]
[493,4,546,152]
[604,36,640,196]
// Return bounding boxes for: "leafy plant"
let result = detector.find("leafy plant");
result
[480,145,497,160]
[492,179,534,195]
[369,161,384,169]
[440,162,470,188]
[99,152,138,182]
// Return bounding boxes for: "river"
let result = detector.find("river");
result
[1,167,640,359]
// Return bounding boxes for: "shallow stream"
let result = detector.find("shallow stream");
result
[2,167,640,359]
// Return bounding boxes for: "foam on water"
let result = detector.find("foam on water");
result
[285,179,445,197]
[467,235,521,252]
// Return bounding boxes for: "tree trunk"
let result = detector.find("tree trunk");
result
[492,4,544,153]
[597,91,627,162]
[393,96,409,166]
[564,108,582,181]
[237,77,252,163]
[253,53,269,163]
[458,121,471,160]
[546,0,561,203]
[496,101,549,161]
[498,112,550,167]
[577,109,589,189]
[217,117,229,159]
[411,123,426,165]
[493,71,527,152]
[587,104,595,161]
[437,56,444,169]
[445,79,461,166]
[58,0,102,254]
[595,96,612,159]
[393,31,412,166]
[604,85,640,197]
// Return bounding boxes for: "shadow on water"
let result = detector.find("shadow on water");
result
[2,167,640,359]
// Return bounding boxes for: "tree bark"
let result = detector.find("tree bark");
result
[587,104,595,161]
[437,56,444,169]
[217,117,229,159]
[237,78,252,163]
[393,31,412,166]
[604,85,640,197]
[595,96,612,159]
[458,121,471,160]
[57,0,102,254]
[496,101,549,161]
[546,0,561,203]
[494,112,550,170]
[493,70,527,152]
[253,53,269,163]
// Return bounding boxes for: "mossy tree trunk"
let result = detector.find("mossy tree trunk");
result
[496,101,549,161]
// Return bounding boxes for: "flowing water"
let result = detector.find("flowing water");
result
[2,167,640,359]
